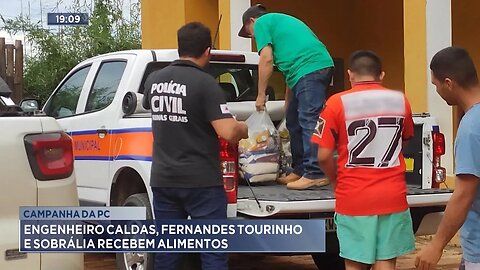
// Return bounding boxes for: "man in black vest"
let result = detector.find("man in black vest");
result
[143,22,248,270]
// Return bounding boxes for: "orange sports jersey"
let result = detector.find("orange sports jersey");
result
[311,82,414,216]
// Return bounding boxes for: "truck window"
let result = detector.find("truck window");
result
[44,65,91,118]
[207,64,286,102]
[85,61,127,112]
[139,62,286,102]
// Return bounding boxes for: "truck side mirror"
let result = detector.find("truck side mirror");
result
[20,98,41,112]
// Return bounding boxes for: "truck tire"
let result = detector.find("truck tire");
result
[312,253,345,270]
[116,193,154,270]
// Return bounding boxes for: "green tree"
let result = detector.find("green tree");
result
[1,0,141,103]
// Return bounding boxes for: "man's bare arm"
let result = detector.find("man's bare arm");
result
[211,118,248,144]
[317,147,337,189]
[256,45,274,111]
[415,174,479,270]
[430,174,478,248]
[284,85,292,112]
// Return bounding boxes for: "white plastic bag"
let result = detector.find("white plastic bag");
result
[238,111,280,183]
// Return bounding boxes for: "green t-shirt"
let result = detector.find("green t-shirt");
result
[254,13,334,89]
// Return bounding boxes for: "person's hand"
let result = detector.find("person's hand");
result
[283,100,289,113]
[255,94,266,111]
[415,243,443,270]
[239,122,249,139]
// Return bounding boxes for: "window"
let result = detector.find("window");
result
[44,66,91,118]
[85,61,127,112]
[139,62,286,102]
[207,64,285,102]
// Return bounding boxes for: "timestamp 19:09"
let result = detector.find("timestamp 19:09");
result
[55,14,81,24]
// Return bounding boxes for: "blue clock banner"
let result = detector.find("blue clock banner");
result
[47,13,89,25]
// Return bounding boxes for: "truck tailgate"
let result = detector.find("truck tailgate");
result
[239,183,335,201]
[0,117,42,269]
[237,184,452,217]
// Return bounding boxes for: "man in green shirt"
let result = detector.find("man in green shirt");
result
[239,4,334,189]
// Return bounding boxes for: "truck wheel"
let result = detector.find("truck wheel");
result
[116,193,154,270]
[312,253,345,270]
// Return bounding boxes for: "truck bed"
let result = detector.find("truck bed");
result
[238,183,452,202]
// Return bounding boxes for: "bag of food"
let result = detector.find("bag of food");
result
[238,111,280,183]
[277,118,292,176]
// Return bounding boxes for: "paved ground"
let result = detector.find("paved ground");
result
[85,237,462,270]
[397,237,462,270]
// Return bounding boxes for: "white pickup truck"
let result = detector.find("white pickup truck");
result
[37,49,452,270]
[0,80,83,269]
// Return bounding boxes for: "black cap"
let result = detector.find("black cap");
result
[238,4,267,38]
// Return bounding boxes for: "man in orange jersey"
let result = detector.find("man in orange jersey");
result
[312,50,415,270]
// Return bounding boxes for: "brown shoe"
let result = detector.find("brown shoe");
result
[287,177,330,190]
[277,173,302,185]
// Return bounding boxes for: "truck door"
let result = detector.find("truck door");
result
[71,57,131,205]
[43,57,130,205]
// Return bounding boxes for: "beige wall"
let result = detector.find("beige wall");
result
[350,0,404,91]
[142,0,219,49]
[452,0,480,132]
[452,0,480,157]
[255,0,404,91]
[185,0,220,47]
[453,0,480,70]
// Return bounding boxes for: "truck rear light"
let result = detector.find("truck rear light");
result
[431,127,446,188]
[223,175,236,191]
[433,132,445,156]
[434,167,447,183]
[24,132,74,181]
[221,160,236,174]
[220,139,238,204]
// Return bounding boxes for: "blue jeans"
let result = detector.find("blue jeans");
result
[286,68,333,179]
[152,186,228,270]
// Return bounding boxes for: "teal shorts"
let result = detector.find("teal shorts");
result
[335,209,415,264]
